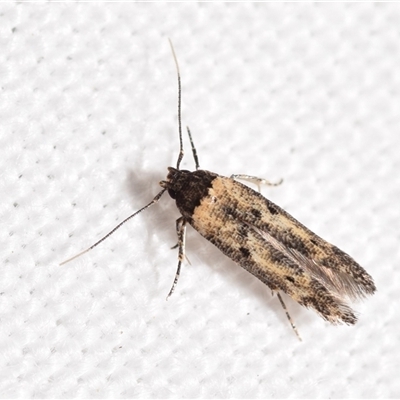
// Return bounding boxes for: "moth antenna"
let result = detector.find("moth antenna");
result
[168,39,184,170]
[60,189,166,266]
[186,126,200,170]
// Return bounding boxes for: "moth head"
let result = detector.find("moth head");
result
[159,167,179,199]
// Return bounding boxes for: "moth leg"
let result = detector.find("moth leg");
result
[167,217,187,299]
[170,242,191,264]
[231,174,282,193]
[276,292,302,341]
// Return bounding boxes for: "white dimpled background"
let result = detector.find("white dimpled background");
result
[0,3,399,398]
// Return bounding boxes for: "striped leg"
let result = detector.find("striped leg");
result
[167,217,187,299]
[276,292,302,341]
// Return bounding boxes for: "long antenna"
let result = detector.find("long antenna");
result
[60,188,166,266]
[169,39,184,170]
[60,40,180,266]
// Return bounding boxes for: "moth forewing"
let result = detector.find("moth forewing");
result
[180,174,375,326]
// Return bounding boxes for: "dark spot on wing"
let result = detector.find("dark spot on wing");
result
[284,234,311,257]
[266,202,279,215]
[285,276,295,284]
[224,206,235,217]
[237,224,249,238]
[239,247,250,258]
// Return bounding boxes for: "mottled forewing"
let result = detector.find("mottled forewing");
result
[189,175,375,324]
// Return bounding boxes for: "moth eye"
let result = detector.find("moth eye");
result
[168,189,176,199]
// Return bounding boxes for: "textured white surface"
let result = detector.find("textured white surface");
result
[0,3,399,398]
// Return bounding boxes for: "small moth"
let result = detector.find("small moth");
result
[61,40,376,339]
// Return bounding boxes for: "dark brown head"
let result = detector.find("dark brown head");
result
[160,167,217,218]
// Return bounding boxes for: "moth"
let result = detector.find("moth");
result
[61,40,376,339]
